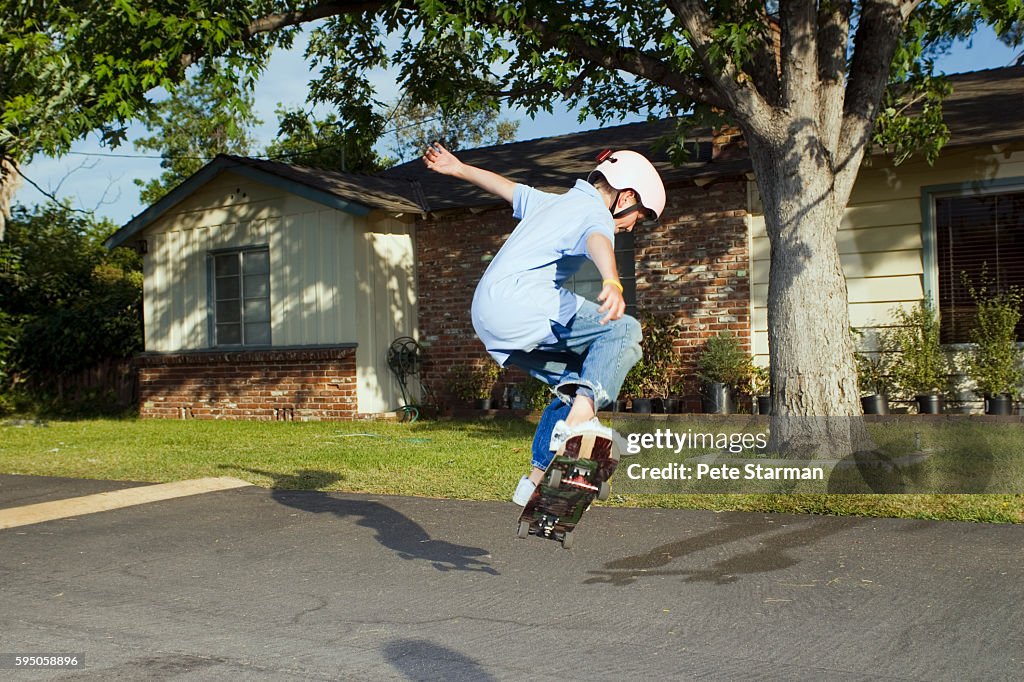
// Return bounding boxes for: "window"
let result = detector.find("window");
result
[566,232,638,316]
[212,248,271,346]
[933,189,1024,344]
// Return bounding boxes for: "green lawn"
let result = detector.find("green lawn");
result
[0,417,1020,524]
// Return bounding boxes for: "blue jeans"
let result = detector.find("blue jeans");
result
[504,299,642,470]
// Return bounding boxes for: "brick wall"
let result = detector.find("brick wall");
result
[415,208,516,408]
[635,179,751,410]
[135,347,359,421]
[414,177,751,412]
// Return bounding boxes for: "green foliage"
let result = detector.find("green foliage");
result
[0,202,142,400]
[621,312,676,399]
[870,69,952,166]
[884,300,949,396]
[0,310,21,393]
[446,363,503,401]
[961,272,1024,396]
[695,332,751,389]
[1,1,282,166]
[133,71,261,204]
[851,327,892,396]
[264,107,391,172]
[518,376,554,410]
[749,364,770,397]
[385,97,519,163]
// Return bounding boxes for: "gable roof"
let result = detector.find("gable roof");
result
[106,154,425,249]
[108,66,1024,249]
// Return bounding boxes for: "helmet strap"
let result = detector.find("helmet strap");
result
[610,190,642,220]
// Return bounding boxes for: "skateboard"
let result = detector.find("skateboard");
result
[516,432,619,549]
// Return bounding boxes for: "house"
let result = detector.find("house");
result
[107,66,1024,419]
[105,156,427,419]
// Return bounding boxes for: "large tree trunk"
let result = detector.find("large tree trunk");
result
[0,155,19,241]
[747,126,871,457]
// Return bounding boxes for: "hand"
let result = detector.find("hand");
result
[423,141,462,176]
[597,282,626,324]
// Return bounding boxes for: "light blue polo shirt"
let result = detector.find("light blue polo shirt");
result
[471,180,615,365]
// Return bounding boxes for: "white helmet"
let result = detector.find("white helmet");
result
[594,149,666,222]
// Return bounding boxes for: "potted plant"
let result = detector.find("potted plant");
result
[962,273,1023,415]
[623,359,655,413]
[852,328,891,415]
[695,332,751,414]
[884,300,949,414]
[516,376,554,411]
[749,364,771,415]
[623,312,676,413]
[640,313,676,413]
[447,363,503,409]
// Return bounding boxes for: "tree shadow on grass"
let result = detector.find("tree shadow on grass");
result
[584,512,859,586]
[228,467,498,575]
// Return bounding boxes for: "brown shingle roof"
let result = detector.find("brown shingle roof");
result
[936,65,1024,148]
[222,155,427,214]
[382,65,1024,212]
[380,118,747,212]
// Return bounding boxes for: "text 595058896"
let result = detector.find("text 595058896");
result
[0,654,84,669]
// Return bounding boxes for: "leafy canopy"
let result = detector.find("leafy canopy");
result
[133,69,262,204]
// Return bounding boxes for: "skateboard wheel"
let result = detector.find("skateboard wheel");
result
[561,531,575,549]
[547,468,562,488]
[517,520,530,539]
[597,481,610,501]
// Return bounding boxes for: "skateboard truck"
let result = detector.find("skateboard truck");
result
[565,474,599,492]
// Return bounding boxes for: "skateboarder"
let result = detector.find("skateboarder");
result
[423,142,666,505]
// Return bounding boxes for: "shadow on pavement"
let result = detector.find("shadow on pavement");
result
[584,512,859,586]
[383,638,498,682]
[231,468,499,575]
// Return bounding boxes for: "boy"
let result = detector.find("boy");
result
[423,142,666,504]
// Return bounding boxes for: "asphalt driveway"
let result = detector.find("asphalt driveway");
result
[1,473,1021,680]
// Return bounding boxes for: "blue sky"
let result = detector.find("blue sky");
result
[15,26,1021,226]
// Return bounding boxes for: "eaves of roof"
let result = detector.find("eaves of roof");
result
[105,154,426,250]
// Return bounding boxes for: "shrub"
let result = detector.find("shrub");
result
[884,300,948,396]
[695,332,751,389]
[962,273,1023,397]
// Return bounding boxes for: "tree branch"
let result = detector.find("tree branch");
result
[499,11,720,110]
[180,0,392,69]
[817,0,852,155]
[837,0,925,195]
[744,12,782,107]
[665,0,777,136]
[779,0,819,111]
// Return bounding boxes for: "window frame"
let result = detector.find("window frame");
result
[921,177,1024,346]
[207,245,272,348]
[565,231,638,316]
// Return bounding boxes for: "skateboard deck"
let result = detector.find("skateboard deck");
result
[516,432,619,549]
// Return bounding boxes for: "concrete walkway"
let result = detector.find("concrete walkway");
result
[1,474,1021,680]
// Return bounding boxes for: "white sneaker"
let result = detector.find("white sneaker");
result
[512,475,536,506]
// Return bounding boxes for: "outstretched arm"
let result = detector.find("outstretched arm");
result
[422,142,516,205]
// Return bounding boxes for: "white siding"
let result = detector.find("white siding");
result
[751,144,1024,361]
[139,170,419,414]
[354,216,419,414]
